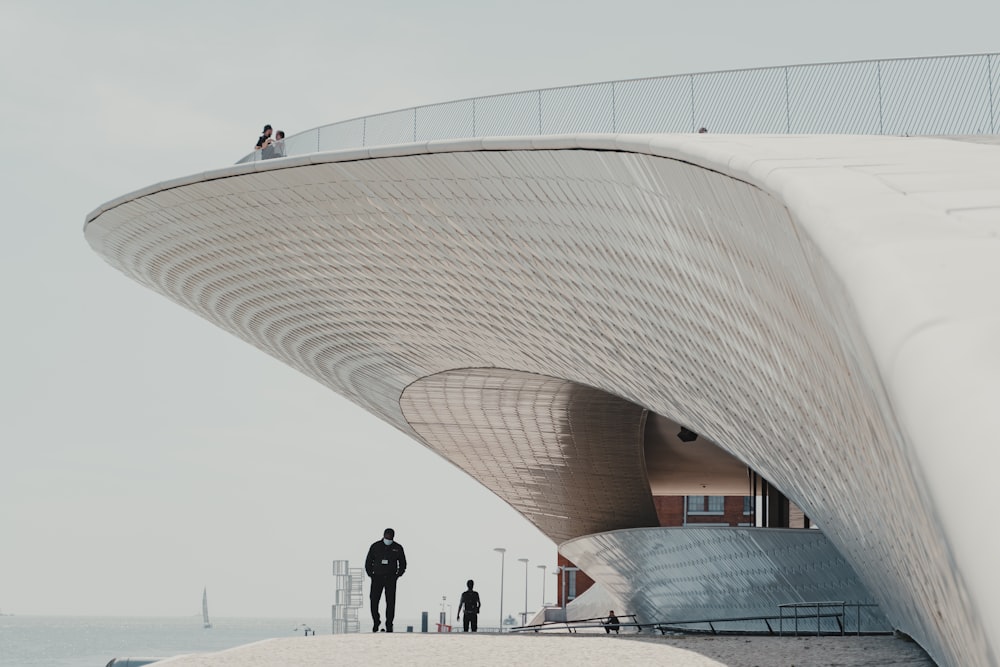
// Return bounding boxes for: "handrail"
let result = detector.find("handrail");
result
[238,52,1000,164]
[777,601,883,637]
[658,612,846,637]
[510,614,638,634]
[510,603,889,637]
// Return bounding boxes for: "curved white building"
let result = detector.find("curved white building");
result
[86,132,1000,666]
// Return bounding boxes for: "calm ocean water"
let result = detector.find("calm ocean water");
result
[0,615,334,667]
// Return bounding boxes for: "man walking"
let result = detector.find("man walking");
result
[365,528,406,632]
[457,579,481,632]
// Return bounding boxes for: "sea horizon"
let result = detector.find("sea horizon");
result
[0,614,336,667]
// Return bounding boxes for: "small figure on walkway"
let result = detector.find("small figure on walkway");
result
[255,124,273,151]
[603,610,620,634]
[268,130,286,158]
[457,579,481,632]
[366,528,406,633]
[262,130,286,159]
[697,127,708,133]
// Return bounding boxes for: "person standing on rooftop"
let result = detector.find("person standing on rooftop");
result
[269,130,286,157]
[255,124,272,151]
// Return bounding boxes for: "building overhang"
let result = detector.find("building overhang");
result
[85,134,1000,667]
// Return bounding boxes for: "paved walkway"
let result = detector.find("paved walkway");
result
[151,633,936,666]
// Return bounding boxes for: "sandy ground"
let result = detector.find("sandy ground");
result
[149,632,936,666]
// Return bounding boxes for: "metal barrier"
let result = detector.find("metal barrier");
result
[239,52,999,164]
[655,602,891,637]
[777,601,886,637]
[512,604,890,637]
[510,614,639,634]
[436,625,507,633]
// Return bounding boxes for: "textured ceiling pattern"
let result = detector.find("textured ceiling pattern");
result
[85,135,998,667]
[643,411,751,495]
[399,369,658,541]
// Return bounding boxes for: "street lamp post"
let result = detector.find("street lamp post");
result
[537,564,547,606]
[517,558,529,626]
[493,548,506,632]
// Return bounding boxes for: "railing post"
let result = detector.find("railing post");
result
[689,74,696,132]
[362,117,367,147]
[877,60,884,135]
[988,54,995,134]
[413,108,417,143]
[784,66,791,133]
[537,89,542,135]
[611,81,617,133]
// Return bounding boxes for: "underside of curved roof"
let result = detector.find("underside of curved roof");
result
[85,134,1000,667]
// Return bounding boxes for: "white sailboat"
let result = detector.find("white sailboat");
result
[202,587,213,629]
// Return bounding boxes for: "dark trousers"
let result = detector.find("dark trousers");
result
[370,574,398,626]
[463,612,478,632]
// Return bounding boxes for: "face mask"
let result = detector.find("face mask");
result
[383,538,393,545]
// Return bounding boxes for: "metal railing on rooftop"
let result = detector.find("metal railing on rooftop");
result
[239,52,999,164]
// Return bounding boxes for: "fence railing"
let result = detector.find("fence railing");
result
[509,614,639,634]
[239,52,999,164]
[777,601,888,637]
[508,603,890,636]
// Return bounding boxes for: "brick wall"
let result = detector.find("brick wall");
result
[556,553,596,606]
[653,495,755,526]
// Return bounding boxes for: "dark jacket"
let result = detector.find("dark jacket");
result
[366,540,406,577]
[459,590,480,614]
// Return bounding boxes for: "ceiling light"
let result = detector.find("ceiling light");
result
[677,427,698,442]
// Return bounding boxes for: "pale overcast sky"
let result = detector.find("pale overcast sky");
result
[1,0,997,623]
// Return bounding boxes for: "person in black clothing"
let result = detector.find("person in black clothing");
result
[365,528,406,632]
[255,124,273,151]
[456,579,481,632]
[603,610,620,634]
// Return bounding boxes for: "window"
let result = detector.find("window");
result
[686,495,724,514]
[743,495,755,515]
[687,495,704,512]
